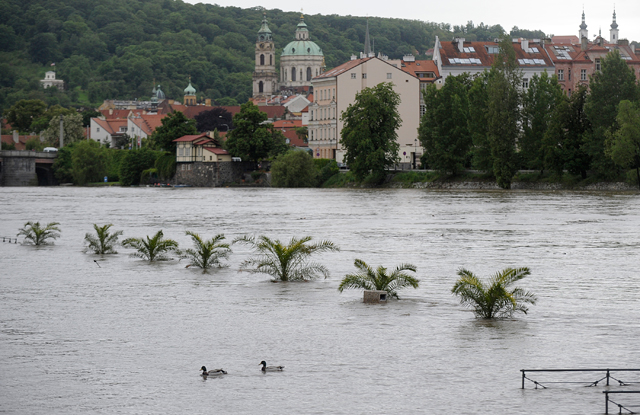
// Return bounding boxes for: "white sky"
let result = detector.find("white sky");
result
[185,0,640,44]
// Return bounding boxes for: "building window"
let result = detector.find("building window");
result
[486,46,500,54]
[351,73,356,79]
[97,127,100,132]
[522,78,529,89]
[580,69,587,81]
[387,73,392,79]
[420,104,426,117]
[568,69,571,80]
[292,67,296,81]
[307,67,312,81]
[362,73,367,79]
[558,69,564,80]
[595,59,601,71]
[260,54,264,65]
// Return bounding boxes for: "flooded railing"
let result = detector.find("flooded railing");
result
[603,391,640,414]
[521,369,640,389]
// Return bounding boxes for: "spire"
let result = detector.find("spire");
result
[364,18,372,56]
[257,12,272,42]
[580,9,587,30]
[610,8,618,29]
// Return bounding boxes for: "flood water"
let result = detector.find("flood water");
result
[1,187,640,414]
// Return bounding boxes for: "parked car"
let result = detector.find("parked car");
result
[43,147,58,152]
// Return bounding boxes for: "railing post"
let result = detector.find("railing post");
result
[607,369,610,386]
[521,370,525,389]
[604,391,609,414]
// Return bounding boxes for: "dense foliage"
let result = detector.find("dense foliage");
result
[271,150,318,187]
[182,231,231,270]
[341,82,401,183]
[122,230,179,262]
[17,221,61,245]
[84,223,123,254]
[0,0,550,113]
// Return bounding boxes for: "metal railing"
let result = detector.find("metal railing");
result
[521,369,640,389]
[604,391,640,414]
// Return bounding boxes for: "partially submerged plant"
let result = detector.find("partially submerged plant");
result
[84,224,123,254]
[234,235,339,281]
[182,231,231,270]
[451,267,537,319]
[17,221,61,245]
[122,230,179,262]
[338,259,419,299]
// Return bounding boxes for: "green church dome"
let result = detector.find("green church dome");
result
[281,40,323,57]
[184,81,196,95]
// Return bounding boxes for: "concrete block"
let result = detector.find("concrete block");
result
[363,290,388,304]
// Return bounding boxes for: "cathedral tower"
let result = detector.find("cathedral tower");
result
[609,9,619,44]
[579,10,588,40]
[252,13,278,99]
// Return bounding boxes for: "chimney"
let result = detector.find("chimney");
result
[457,38,465,53]
[109,109,113,115]
[13,130,19,143]
[581,36,588,51]
[403,54,415,62]
[205,98,211,106]
[521,39,529,51]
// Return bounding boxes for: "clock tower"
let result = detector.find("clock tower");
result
[253,13,278,99]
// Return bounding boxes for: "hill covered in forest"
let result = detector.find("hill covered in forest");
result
[0,0,546,112]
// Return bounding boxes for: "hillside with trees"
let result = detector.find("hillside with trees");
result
[1,0,535,114]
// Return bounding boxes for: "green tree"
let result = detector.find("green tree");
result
[340,82,401,184]
[487,36,522,188]
[194,107,233,132]
[17,221,61,246]
[119,148,158,186]
[451,267,536,319]
[314,158,339,185]
[42,113,85,147]
[584,50,640,178]
[468,71,493,172]
[122,230,179,262]
[151,111,197,152]
[520,72,564,172]
[419,75,472,174]
[183,231,232,270]
[25,137,45,151]
[271,150,318,187]
[52,144,75,183]
[84,224,123,254]
[606,100,640,189]
[29,33,60,65]
[155,151,176,180]
[234,235,340,281]
[72,140,107,185]
[338,259,419,299]
[5,99,47,132]
[225,101,284,163]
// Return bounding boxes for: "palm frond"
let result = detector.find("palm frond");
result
[339,259,419,298]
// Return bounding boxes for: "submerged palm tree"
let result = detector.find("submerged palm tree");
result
[84,224,123,254]
[451,267,537,319]
[338,259,419,299]
[17,221,61,245]
[234,235,339,281]
[183,231,231,270]
[122,230,179,262]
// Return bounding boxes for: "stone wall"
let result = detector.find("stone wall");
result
[0,153,37,186]
[173,161,252,187]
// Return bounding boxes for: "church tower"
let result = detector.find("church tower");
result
[609,9,619,44]
[184,78,196,106]
[579,10,588,41]
[252,13,278,99]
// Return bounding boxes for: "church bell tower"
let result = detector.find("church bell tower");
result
[252,13,278,100]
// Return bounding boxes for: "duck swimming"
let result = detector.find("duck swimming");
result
[260,361,284,372]
[200,366,227,376]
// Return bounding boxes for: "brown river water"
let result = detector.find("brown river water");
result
[1,187,639,414]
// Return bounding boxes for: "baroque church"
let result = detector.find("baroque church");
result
[252,13,324,99]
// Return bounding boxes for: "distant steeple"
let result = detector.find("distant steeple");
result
[609,8,619,44]
[364,18,372,57]
[579,9,588,40]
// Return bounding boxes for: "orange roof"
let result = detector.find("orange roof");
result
[161,103,286,121]
[314,57,374,80]
[130,114,167,136]
[400,60,439,81]
[1,134,38,151]
[99,109,132,119]
[204,147,229,155]
[173,133,210,142]
[552,36,580,45]
[439,39,554,68]
[273,119,302,128]
[92,118,128,135]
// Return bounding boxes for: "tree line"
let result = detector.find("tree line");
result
[418,36,640,188]
[1,0,555,113]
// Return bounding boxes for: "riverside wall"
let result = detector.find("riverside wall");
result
[173,161,252,187]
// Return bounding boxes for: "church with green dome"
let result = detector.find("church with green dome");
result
[253,14,324,99]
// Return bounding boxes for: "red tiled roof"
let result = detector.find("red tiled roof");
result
[173,133,210,142]
[439,39,554,68]
[130,114,167,136]
[92,118,128,135]
[400,60,440,81]
[273,119,302,128]
[204,147,229,155]
[281,129,307,148]
[552,36,580,45]
[1,134,38,151]
[314,57,374,79]
[99,109,132,119]
[161,103,286,121]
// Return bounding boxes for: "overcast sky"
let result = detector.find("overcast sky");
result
[185,0,640,44]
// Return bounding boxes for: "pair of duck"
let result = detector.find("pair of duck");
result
[200,361,284,377]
